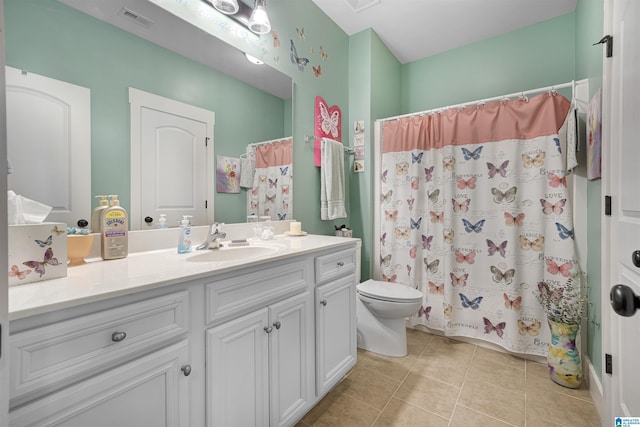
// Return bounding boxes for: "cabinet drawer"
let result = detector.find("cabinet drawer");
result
[205,257,311,325]
[314,249,356,285]
[10,291,189,405]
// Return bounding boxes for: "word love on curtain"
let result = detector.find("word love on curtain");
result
[247,137,293,221]
[378,93,578,356]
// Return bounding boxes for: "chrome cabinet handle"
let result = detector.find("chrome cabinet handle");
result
[273,321,281,330]
[337,261,344,267]
[111,331,127,342]
[181,364,192,377]
[264,326,273,333]
[320,299,328,306]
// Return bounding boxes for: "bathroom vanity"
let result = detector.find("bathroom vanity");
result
[7,233,359,427]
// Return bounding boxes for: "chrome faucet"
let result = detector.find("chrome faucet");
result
[196,223,226,250]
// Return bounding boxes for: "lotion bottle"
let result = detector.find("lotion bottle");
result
[177,215,193,254]
[91,195,109,233]
[100,195,128,260]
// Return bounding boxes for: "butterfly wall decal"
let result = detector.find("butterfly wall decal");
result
[271,30,280,47]
[412,152,424,164]
[8,264,31,280]
[487,160,509,178]
[289,39,309,72]
[522,152,545,168]
[518,320,541,336]
[462,219,485,233]
[455,250,475,264]
[519,235,544,251]
[461,146,483,160]
[319,46,328,61]
[296,27,305,40]
[428,281,444,295]
[424,166,434,182]
[548,173,567,188]
[503,293,522,310]
[312,65,322,78]
[424,258,440,274]
[504,212,525,226]
[453,198,471,213]
[541,199,566,215]
[555,222,575,240]
[456,176,476,190]
[483,317,506,338]
[459,293,483,309]
[546,259,573,277]
[450,273,469,287]
[23,248,60,277]
[490,266,516,285]
[34,235,53,248]
[491,187,517,203]
[486,239,507,257]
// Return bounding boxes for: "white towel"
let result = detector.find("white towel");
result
[240,146,256,188]
[320,138,347,220]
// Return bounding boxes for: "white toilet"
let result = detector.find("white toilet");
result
[356,279,423,357]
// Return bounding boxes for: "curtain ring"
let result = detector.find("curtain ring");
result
[519,93,529,102]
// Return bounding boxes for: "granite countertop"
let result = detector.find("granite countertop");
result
[9,234,360,320]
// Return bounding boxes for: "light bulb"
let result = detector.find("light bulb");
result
[248,0,271,34]
[210,0,239,15]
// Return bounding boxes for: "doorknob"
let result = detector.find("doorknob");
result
[610,284,640,317]
[144,216,153,224]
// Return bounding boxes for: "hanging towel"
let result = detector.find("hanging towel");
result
[566,106,579,171]
[320,138,347,220]
[240,146,256,188]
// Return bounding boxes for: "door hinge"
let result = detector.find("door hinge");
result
[605,195,612,216]
[593,35,613,58]
[606,353,613,374]
[205,200,208,209]
[205,137,210,147]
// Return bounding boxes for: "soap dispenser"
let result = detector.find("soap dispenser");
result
[100,195,128,260]
[177,215,193,254]
[157,214,168,229]
[91,195,109,233]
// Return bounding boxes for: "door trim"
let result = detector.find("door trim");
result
[129,88,215,229]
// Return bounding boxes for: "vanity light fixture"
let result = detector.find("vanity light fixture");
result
[209,0,239,15]
[248,0,271,35]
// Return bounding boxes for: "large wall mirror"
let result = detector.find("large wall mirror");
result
[5,0,292,230]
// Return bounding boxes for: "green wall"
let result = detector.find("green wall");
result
[575,0,604,380]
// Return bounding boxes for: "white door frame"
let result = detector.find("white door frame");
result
[129,88,215,230]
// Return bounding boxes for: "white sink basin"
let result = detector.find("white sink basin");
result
[186,245,279,263]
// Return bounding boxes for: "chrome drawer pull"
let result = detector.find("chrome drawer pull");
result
[181,365,192,377]
[337,261,344,267]
[111,331,127,342]
[320,300,328,307]
[273,321,281,330]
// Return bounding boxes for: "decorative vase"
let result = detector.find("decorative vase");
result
[546,318,582,388]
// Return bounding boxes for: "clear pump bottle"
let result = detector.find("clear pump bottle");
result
[177,215,193,253]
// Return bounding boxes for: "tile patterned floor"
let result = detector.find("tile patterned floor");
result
[298,329,601,427]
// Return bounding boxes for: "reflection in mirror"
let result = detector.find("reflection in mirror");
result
[4,0,292,230]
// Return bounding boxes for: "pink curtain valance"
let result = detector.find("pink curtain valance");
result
[382,93,571,153]
[255,138,293,168]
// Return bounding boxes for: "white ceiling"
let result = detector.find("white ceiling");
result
[312,0,578,64]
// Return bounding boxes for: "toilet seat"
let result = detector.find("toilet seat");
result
[357,280,423,304]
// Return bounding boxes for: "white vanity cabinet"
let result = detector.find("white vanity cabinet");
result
[314,248,358,396]
[205,257,315,427]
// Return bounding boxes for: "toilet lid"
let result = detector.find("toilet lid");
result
[357,280,423,303]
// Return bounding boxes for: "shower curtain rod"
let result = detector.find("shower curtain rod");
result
[377,80,579,123]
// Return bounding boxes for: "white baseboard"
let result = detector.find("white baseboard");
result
[585,356,606,425]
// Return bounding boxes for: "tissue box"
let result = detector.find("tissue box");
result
[8,223,68,286]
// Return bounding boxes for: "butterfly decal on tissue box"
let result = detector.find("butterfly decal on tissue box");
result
[314,96,342,167]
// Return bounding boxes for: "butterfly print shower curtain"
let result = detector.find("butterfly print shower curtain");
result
[247,138,293,221]
[377,93,578,356]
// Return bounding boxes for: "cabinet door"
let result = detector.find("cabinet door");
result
[315,276,357,396]
[9,341,191,427]
[269,292,313,427]
[206,309,269,427]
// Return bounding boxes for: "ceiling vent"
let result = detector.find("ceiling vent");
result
[117,7,154,29]
[343,0,380,13]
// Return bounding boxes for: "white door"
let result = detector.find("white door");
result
[129,88,214,229]
[604,0,640,420]
[5,66,91,227]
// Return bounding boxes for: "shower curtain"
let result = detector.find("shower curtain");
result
[377,93,577,356]
[247,137,293,221]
